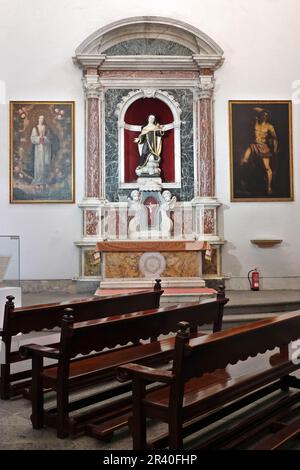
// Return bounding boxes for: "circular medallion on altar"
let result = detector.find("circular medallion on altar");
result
[139,252,166,278]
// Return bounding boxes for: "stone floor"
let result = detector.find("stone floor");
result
[226,290,300,306]
[2,289,300,450]
[21,289,300,308]
[2,380,300,450]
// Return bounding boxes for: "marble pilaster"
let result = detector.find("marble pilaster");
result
[85,210,100,236]
[83,73,104,201]
[192,74,221,243]
[195,74,215,200]
[203,208,216,235]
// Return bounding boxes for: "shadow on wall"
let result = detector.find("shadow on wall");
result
[222,241,242,279]
[217,201,225,240]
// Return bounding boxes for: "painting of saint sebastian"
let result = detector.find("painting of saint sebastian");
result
[229,101,293,201]
[241,107,278,195]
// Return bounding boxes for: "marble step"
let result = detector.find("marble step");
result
[161,294,300,315]
[200,312,288,330]
[224,301,300,315]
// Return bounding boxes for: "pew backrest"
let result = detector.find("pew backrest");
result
[58,296,228,360]
[3,289,163,336]
[175,310,300,382]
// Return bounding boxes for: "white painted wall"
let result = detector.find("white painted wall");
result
[0,0,299,287]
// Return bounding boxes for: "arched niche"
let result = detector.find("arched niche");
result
[117,89,182,189]
[73,16,225,202]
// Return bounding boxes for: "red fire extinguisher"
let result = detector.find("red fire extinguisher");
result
[248,268,260,291]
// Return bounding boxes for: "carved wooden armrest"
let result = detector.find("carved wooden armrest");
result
[117,362,174,384]
[19,343,61,360]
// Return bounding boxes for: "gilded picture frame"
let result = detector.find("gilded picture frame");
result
[10,101,75,203]
[229,100,293,202]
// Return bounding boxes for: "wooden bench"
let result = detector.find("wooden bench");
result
[251,413,300,450]
[19,291,227,439]
[118,310,300,450]
[0,283,163,399]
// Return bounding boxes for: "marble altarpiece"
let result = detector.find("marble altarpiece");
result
[73,17,225,290]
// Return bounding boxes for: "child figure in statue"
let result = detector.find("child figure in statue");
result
[160,190,176,236]
[128,190,147,238]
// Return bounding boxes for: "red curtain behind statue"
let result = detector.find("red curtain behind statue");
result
[124,98,175,182]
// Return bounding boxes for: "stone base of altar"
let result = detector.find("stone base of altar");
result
[95,240,213,291]
[95,286,216,303]
[98,277,205,290]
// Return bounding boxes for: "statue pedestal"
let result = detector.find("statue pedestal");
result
[130,230,170,240]
[137,177,162,192]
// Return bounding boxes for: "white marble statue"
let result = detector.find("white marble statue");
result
[160,190,176,235]
[128,190,144,238]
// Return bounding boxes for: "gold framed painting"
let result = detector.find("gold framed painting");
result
[229,100,293,202]
[10,101,75,203]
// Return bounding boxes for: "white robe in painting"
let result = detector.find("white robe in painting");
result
[31,126,52,185]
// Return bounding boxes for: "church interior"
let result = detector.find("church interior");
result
[2,0,300,453]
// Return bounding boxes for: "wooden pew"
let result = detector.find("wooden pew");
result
[118,311,300,450]
[0,283,163,399]
[19,292,227,439]
[251,414,300,450]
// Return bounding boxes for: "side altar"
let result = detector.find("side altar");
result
[73,17,225,291]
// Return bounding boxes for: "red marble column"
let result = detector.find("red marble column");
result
[86,209,99,236]
[196,75,215,199]
[86,97,100,198]
[84,74,104,200]
[203,208,216,235]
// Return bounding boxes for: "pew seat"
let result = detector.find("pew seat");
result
[140,348,290,413]
[42,335,193,383]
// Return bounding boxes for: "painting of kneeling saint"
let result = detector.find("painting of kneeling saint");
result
[229,101,293,201]
[10,101,75,203]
